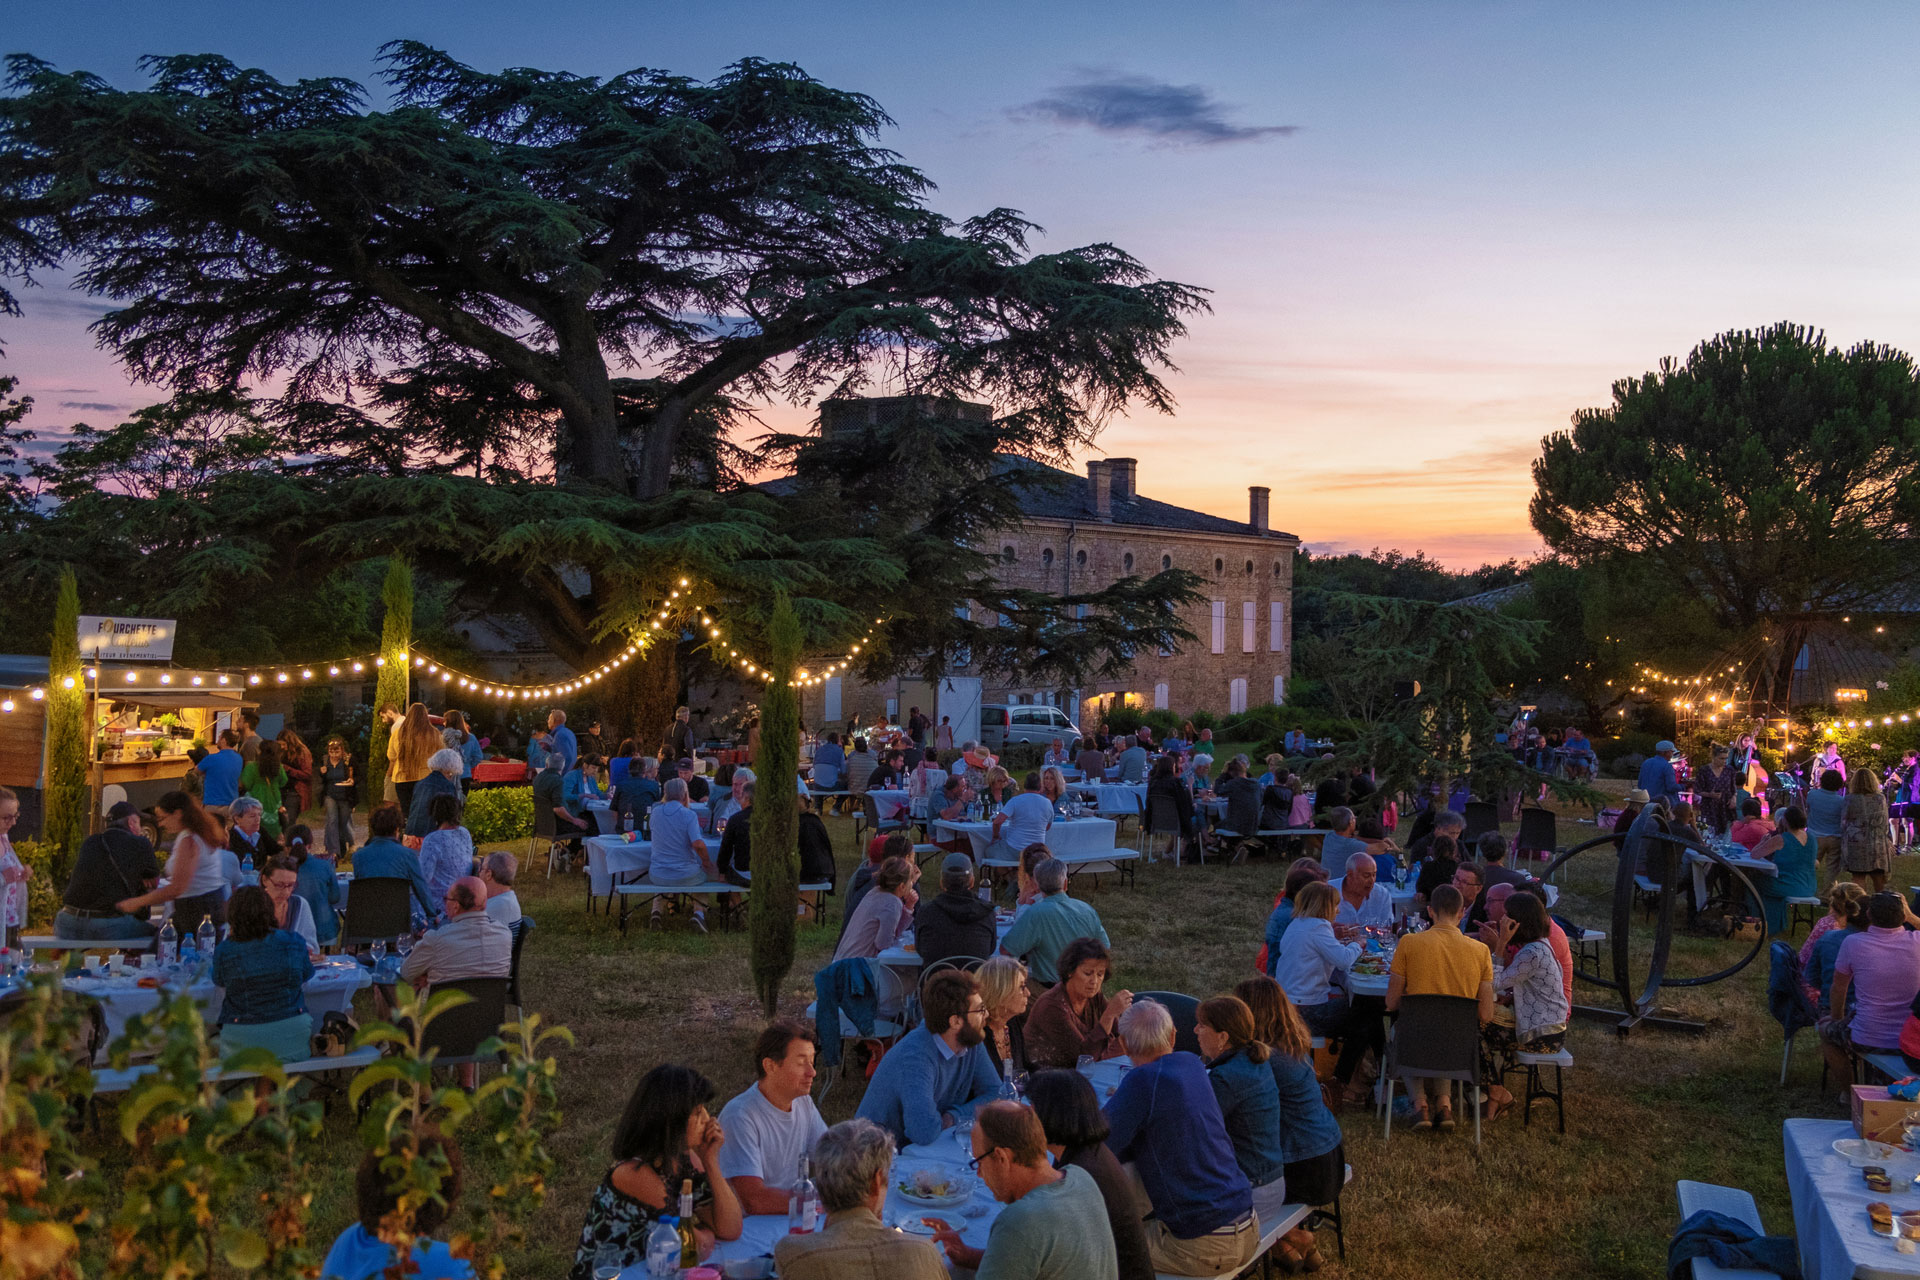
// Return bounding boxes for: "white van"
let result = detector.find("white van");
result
[979,704,1081,750]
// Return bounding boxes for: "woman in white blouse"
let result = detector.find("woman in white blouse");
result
[1273,881,1375,1100]
[1485,890,1570,1063]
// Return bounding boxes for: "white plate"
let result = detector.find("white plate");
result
[895,1178,974,1210]
[1835,1137,1901,1167]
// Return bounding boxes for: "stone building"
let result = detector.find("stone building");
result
[798,397,1301,734]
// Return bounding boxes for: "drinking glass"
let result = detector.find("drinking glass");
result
[593,1242,624,1280]
[1076,1055,1096,1073]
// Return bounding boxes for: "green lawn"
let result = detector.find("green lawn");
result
[62,793,1870,1278]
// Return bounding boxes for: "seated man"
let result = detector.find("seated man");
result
[1476,829,1539,892]
[1102,1000,1256,1276]
[715,780,756,887]
[773,1119,946,1280]
[718,1018,829,1213]
[1825,891,1920,1086]
[811,733,846,791]
[532,755,591,858]
[992,772,1055,854]
[56,799,160,941]
[646,777,720,933]
[676,756,712,804]
[1076,740,1108,781]
[925,1101,1119,1278]
[844,737,879,795]
[915,853,998,970]
[854,969,998,1147]
[1386,882,1495,1127]
[1317,806,1369,866]
[613,753,662,825]
[399,876,512,990]
[479,850,521,927]
[1329,850,1394,931]
[351,802,437,923]
[1115,737,1150,784]
[321,1135,473,1280]
[1000,858,1110,984]
[1407,807,1466,864]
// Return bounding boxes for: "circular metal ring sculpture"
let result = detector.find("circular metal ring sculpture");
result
[1542,820,1768,1034]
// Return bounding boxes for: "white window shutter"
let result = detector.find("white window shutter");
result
[1242,601,1255,653]
[1273,674,1285,705]
[1229,677,1248,713]
[1269,602,1284,652]
[1210,601,1226,654]
[1154,682,1169,710]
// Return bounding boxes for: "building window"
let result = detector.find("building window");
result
[1076,549,1088,567]
[1075,604,1090,620]
[1214,557,1224,574]
[1002,546,1016,563]
[1273,561,1284,578]
[1244,559,1253,575]
[1269,601,1284,652]
[1242,601,1255,653]
[1210,600,1226,654]
[1154,682,1169,710]
[1123,552,1134,572]
[1161,554,1172,571]
[1229,677,1248,714]
[1041,547,1054,566]
[1273,674,1285,705]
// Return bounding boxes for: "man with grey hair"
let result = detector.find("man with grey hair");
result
[999,855,1109,984]
[479,850,520,926]
[612,753,661,825]
[1104,1000,1257,1275]
[647,775,718,932]
[1318,805,1368,866]
[544,707,577,773]
[772,1119,946,1280]
[1330,848,1394,930]
[715,780,756,887]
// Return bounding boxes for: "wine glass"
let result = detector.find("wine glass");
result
[370,939,387,970]
[396,934,414,960]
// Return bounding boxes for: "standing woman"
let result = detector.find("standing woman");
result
[240,740,290,838]
[116,790,229,936]
[441,710,483,793]
[318,736,357,860]
[277,729,315,819]
[0,787,29,946]
[1842,769,1895,894]
[389,703,440,818]
[1696,746,1738,837]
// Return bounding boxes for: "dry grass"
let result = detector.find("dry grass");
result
[69,792,1879,1277]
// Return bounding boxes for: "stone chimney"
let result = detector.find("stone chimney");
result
[1107,458,1137,502]
[1088,460,1112,519]
[1249,485,1270,534]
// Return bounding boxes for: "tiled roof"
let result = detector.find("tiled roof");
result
[1454,581,1536,610]
[994,456,1295,539]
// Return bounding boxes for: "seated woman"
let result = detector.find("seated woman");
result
[1484,891,1571,1118]
[1728,798,1772,851]
[419,793,475,909]
[1805,883,1867,1020]
[1233,976,1343,1272]
[1146,755,1197,845]
[1412,833,1460,907]
[259,856,320,955]
[571,1064,743,1280]
[976,955,1032,1082]
[1260,857,1329,978]
[1025,1069,1155,1280]
[1025,936,1131,1068]
[1195,995,1287,1231]
[320,1133,473,1279]
[282,824,339,949]
[210,885,315,1063]
[1014,842,1052,908]
[1750,805,1818,935]
[1040,766,1072,815]
[1274,881,1375,1103]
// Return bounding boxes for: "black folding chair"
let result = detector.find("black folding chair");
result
[1462,801,1501,843]
[339,877,415,949]
[506,917,534,1018]
[1516,807,1560,867]
[417,977,510,1069]
[1131,990,1201,1057]
[1381,994,1483,1144]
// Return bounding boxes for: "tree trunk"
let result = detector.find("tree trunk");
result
[749,598,802,1017]
[605,641,682,758]
[557,335,627,491]
[41,565,88,884]
[369,557,414,804]
[627,400,686,500]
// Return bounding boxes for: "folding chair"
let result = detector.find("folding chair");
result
[338,877,414,949]
[1131,991,1202,1056]
[1516,807,1560,868]
[1462,801,1501,844]
[530,803,569,878]
[417,977,511,1072]
[1144,794,1190,866]
[1381,994,1484,1145]
[506,917,534,1019]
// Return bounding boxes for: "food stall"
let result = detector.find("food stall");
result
[0,655,257,834]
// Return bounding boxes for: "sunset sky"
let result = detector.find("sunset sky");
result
[8,0,1920,565]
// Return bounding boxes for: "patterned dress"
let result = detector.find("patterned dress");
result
[1696,764,1738,836]
[570,1162,708,1280]
[1842,793,1894,875]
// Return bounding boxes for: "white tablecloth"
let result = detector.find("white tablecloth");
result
[1085,783,1145,817]
[932,816,1119,862]
[584,835,654,898]
[1685,845,1779,910]
[877,918,1017,969]
[871,789,913,822]
[1785,1116,1920,1280]
[65,956,371,1061]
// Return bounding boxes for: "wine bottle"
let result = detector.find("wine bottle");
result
[677,1179,698,1265]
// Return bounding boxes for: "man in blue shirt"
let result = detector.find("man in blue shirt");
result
[1116,737,1150,783]
[855,969,998,1148]
[812,733,846,789]
[543,709,578,774]
[196,730,245,807]
[1637,740,1681,806]
[349,803,436,922]
[1103,1000,1256,1276]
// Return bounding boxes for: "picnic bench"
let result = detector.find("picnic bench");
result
[92,1046,383,1095]
[616,879,833,933]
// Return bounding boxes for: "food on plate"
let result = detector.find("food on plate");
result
[1872,1201,1895,1231]
[136,977,163,988]
[898,1170,955,1199]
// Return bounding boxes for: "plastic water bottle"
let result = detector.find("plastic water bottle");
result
[1001,1057,1020,1101]
[196,918,216,958]
[645,1217,682,1276]
[240,852,256,886]
[159,920,178,966]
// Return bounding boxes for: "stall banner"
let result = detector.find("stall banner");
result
[78,616,177,661]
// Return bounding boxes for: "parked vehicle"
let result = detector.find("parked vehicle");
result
[979,704,1081,750]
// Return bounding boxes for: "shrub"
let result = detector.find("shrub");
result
[463,786,533,843]
[15,837,62,931]
[997,742,1044,773]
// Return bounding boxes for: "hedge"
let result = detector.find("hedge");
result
[464,786,534,843]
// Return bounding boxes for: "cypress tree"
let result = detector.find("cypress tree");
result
[748,597,801,1017]
[368,556,412,804]
[42,565,88,883]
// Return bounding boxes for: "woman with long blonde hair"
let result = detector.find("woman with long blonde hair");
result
[389,703,441,815]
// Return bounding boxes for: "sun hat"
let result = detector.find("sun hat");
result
[1626,788,1651,804]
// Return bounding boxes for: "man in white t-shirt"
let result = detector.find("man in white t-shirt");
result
[992,772,1055,853]
[717,1018,829,1213]
[479,850,522,926]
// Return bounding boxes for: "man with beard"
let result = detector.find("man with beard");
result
[854,969,998,1148]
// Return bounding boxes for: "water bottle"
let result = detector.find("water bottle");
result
[196,918,216,957]
[788,1155,820,1234]
[240,852,256,886]
[159,920,178,966]
[1000,1057,1020,1102]
[645,1217,681,1276]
